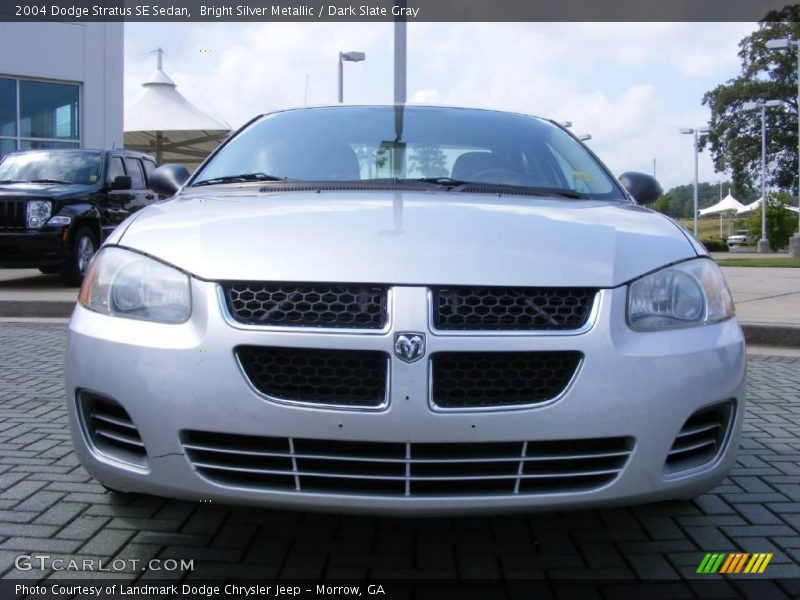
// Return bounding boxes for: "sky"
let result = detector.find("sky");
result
[124,21,758,191]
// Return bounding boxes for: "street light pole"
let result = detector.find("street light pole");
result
[337,51,366,103]
[743,99,784,253]
[680,126,710,237]
[766,37,800,256]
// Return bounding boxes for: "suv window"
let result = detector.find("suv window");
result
[107,156,125,184]
[141,159,155,183]
[124,157,146,189]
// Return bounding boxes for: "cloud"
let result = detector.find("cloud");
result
[125,21,755,188]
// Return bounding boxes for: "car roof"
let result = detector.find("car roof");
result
[256,103,553,125]
[4,148,156,162]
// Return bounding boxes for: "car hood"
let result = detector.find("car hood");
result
[117,190,698,287]
[0,182,95,199]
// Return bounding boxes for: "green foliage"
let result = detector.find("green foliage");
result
[699,237,729,252]
[745,191,800,250]
[409,145,447,177]
[702,6,800,194]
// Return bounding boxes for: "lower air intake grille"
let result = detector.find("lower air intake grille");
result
[665,401,733,474]
[236,346,389,407]
[431,351,582,408]
[432,286,596,331]
[182,432,633,496]
[223,282,388,329]
[78,392,147,467]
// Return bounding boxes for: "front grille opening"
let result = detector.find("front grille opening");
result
[0,200,27,231]
[78,391,148,468]
[223,282,388,329]
[433,286,596,331]
[431,351,582,408]
[236,346,388,407]
[182,432,633,497]
[665,401,734,474]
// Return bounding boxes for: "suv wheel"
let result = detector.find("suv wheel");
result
[60,226,97,286]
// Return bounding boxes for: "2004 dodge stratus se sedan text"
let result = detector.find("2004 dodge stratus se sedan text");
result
[65,105,745,515]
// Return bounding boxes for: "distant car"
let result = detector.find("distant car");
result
[727,230,752,246]
[67,105,745,514]
[0,149,157,285]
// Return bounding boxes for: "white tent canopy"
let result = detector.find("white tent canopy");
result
[736,197,763,215]
[124,49,230,171]
[698,193,746,216]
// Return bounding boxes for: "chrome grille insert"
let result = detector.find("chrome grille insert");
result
[236,346,389,408]
[431,351,582,409]
[78,392,148,468]
[223,282,388,329]
[665,401,733,474]
[182,432,634,496]
[432,286,596,331]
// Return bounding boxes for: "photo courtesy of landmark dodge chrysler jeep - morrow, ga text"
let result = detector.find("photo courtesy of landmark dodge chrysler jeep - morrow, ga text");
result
[0,148,157,285]
[66,105,744,514]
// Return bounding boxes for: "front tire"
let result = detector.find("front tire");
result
[60,226,97,286]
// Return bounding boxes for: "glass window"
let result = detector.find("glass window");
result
[141,159,155,181]
[107,157,125,183]
[0,151,102,184]
[0,139,15,160]
[193,106,624,200]
[0,78,15,137]
[19,80,79,140]
[18,140,80,151]
[124,157,146,189]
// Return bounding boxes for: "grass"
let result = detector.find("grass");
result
[678,217,748,240]
[716,257,800,268]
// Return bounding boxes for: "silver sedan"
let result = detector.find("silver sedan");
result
[66,105,745,515]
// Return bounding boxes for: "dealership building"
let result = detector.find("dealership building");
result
[0,21,123,161]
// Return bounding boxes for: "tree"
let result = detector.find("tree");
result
[408,145,447,177]
[702,6,800,195]
[654,182,755,218]
[745,191,800,250]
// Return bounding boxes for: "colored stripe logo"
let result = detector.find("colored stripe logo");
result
[697,552,772,574]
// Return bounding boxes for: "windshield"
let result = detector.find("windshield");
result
[192,106,626,200]
[0,151,103,185]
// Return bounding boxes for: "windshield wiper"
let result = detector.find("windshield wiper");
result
[402,178,588,199]
[193,173,289,187]
[0,179,27,184]
[29,179,71,184]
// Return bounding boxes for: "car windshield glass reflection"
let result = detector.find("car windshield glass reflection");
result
[0,152,103,185]
[192,106,626,201]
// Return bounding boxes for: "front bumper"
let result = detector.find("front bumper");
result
[0,229,66,267]
[65,281,746,515]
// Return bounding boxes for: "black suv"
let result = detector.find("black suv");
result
[0,148,158,285]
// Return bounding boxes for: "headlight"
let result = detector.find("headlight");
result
[78,247,191,323]
[47,215,71,226]
[628,258,734,331]
[26,200,51,228]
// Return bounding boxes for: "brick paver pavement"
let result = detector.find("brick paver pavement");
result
[1,323,799,592]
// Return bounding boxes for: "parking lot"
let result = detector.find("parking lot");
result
[1,323,800,593]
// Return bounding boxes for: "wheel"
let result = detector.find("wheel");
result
[60,226,97,286]
[38,265,60,275]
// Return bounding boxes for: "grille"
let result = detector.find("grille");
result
[78,392,147,467]
[432,286,596,331]
[431,351,582,409]
[665,401,733,474]
[236,346,389,407]
[223,282,388,329]
[182,432,633,496]
[0,200,26,231]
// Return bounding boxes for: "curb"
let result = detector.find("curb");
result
[0,300,76,318]
[0,301,798,348]
[741,324,800,349]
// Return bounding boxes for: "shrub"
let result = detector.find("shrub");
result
[700,237,729,252]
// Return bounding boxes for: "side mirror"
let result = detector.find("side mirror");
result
[619,172,662,205]
[149,164,190,197]
[109,175,132,191]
